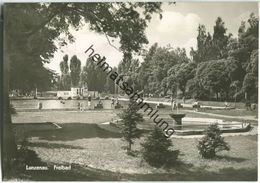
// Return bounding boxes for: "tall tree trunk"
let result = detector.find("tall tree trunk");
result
[2,18,17,178]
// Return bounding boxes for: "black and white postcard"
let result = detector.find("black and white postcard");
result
[1,1,258,181]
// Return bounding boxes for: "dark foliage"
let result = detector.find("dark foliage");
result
[141,127,179,168]
[198,124,230,159]
[119,97,144,152]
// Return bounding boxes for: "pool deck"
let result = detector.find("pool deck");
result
[185,110,258,121]
[118,98,238,110]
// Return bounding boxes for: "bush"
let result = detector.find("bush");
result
[16,146,44,167]
[3,140,46,179]
[119,97,143,152]
[141,127,179,168]
[198,123,230,158]
[10,140,45,171]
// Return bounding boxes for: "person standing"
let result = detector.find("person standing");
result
[80,102,84,112]
[77,102,81,110]
[245,100,251,111]
[224,101,229,109]
[170,95,174,111]
[38,102,42,110]
[111,96,115,107]
[88,94,92,110]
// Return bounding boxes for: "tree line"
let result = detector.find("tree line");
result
[58,13,258,103]
[118,14,258,102]
[9,4,257,103]
[58,54,116,93]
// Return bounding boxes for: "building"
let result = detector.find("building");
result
[57,87,88,100]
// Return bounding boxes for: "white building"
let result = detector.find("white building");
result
[57,87,88,100]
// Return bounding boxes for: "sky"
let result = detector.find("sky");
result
[45,2,258,74]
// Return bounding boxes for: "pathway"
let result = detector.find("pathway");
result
[118,98,230,109]
[185,110,258,121]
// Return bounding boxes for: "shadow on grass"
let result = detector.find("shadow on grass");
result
[27,142,85,149]
[4,161,257,181]
[130,166,257,181]
[215,155,247,163]
[23,123,122,141]
[4,163,122,181]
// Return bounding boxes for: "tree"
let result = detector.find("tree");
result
[197,124,230,159]
[119,97,143,152]
[141,127,179,168]
[242,50,258,101]
[194,58,239,100]
[4,4,61,173]
[168,62,196,97]
[166,64,179,96]
[229,13,258,81]
[104,76,115,94]
[7,4,58,93]
[81,57,107,92]
[212,17,229,59]
[118,58,141,91]
[235,13,258,101]
[60,54,71,90]
[191,24,207,63]
[138,45,190,95]
[138,43,158,91]
[191,17,230,63]
[70,55,81,87]
[79,68,88,88]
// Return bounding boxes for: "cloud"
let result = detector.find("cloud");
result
[45,27,123,74]
[46,11,202,73]
[157,11,201,38]
[145,11,200,56]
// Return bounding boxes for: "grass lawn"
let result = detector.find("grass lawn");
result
[10,121,257,181]
[12,111,118,124]
[9,109,258,181]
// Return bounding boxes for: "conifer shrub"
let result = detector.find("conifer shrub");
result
[141,127,179,168]
[198,123,230,159]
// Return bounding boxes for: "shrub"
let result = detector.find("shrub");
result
[3,140,46,179]
[16,146,44,167]
[11,140,45,171]
[119,97,143,152]
[141,127,179,168]
[198,123,230,159]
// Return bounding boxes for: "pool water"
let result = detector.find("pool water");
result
[143,117,245,131]
[11,99,129,110]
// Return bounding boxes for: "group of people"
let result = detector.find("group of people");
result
[78,95,92,111]
[111,96,120,107]
[57,95,122,111]
[170,96,185,111]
